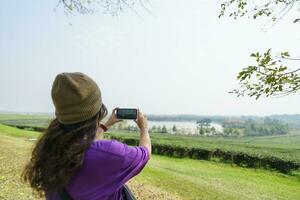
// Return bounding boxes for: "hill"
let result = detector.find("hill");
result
[0,125,299,200]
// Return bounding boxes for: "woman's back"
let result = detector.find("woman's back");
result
[46,139,149,200]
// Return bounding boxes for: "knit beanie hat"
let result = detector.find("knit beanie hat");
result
[51,72,102,124]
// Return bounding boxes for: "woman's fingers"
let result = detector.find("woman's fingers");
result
[137,109,144,119]
[112,107,118,116]
[104,108,123,127]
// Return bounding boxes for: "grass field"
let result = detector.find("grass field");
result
[0,124,40,138]
[0,124,300,200]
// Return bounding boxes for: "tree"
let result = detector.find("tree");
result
[150,125,157,133]
[161,125,168,133]
[219,0,300,98]
[199,126,205,135]
[57,0,147,15]
[232,129,240,136]
[210,127,216,134]
[157,126,162,133]
[172,125,177,132]
[230,49,300,99]
[219,0,300,23]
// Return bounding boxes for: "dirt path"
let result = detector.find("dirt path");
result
[128,180,181,200]
[0,135,39,200]
[0,134,179,200]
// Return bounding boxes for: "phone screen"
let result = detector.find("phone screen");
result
[116,108,137,120]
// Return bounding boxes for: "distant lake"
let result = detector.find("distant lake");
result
[128,120,223,134]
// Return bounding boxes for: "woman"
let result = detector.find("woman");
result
[22,72,151,200]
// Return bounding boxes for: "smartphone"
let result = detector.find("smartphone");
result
[116,108,138,120]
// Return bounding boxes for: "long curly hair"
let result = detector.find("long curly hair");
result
[22,104,108,197]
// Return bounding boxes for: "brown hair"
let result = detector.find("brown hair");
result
[22,104,108,197]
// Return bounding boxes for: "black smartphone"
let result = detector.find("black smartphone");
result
[116,108,138,120]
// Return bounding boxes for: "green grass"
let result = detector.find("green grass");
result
[0,124,40,139]
[0,126,299,200]
[136,155,300,200]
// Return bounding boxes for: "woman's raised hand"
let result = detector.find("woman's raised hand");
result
[135,110,151,157]
[135,110,148,133]
[104,108,122,128]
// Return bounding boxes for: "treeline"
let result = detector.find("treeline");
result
[111,121,172,134]
[223,119,289,136]
[147,115,229,123]
[108,135,299,174]
[146,114,300,129]
[146,115,260,123]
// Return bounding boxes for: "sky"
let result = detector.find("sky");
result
[0,0,300,116]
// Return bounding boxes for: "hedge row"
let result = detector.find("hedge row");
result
[109,136,300,174]
[3,124,46,132]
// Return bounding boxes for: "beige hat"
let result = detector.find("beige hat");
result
[51,72,102,124]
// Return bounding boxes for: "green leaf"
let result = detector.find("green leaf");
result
[278,66,287,72]
[293,18,300,23]
[281,52,290,57]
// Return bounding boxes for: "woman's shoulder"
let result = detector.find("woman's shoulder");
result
[90,139,127,157]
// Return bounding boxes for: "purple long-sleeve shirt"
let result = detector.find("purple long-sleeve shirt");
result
[46,139,149,200]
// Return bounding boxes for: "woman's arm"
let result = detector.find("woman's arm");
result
[101,108,151,159]
[135,110,151,159]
